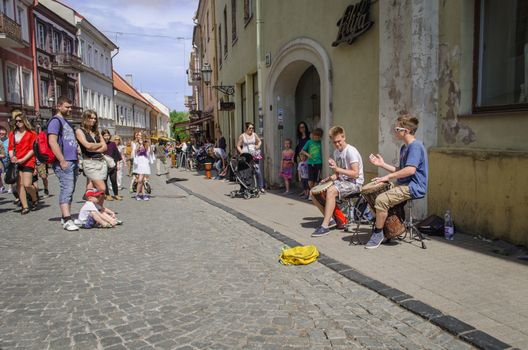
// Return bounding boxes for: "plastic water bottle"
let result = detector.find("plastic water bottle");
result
[444,210,455,240]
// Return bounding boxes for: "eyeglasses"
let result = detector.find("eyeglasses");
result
[394,127,408,133]
[15,119,23,123]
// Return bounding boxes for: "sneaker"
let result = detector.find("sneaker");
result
[115,219,123,225]
[142,195,150,201]
[44,189,49,197]
[0,186,5,194]
[312,226,330,237]
[63,220,80,231]
[307,194,313,201]
[328,219,337,228]
[365,230,385,249]
[135,195,143,201]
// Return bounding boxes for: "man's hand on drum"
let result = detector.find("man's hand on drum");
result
[320,174,337,184]
[369,153,385,167]
[371,174,390,184]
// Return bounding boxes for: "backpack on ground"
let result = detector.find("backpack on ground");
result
[33,117,63,164]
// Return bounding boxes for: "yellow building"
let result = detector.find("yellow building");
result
[192,0,528,246]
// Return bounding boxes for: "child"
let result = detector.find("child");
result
[297,153,310,198]
[300,128,323,199]
[279,139,295,194]
[79,189,123,228]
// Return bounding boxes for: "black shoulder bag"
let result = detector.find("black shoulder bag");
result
[4,136,19,185]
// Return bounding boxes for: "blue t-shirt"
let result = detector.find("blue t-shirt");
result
[2,138,8,167]
[396,140,428,198]
[47,115,78,161]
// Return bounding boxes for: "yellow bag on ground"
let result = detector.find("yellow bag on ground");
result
[279,245,319,265]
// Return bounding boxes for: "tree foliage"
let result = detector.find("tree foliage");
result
[170,111,190,141]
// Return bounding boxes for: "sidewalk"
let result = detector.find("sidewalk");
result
[167,168,528,349]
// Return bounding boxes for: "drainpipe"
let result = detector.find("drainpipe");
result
[30,0,39,116]
[256,0,267,187]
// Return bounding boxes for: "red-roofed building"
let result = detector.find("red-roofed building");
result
[113,71,153,140]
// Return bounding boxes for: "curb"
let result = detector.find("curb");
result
[172,182,513,350]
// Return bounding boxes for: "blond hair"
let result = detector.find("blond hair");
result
[329,126,345,138]
[397,114,419,135]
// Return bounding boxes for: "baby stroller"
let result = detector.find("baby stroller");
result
[229,153,260,199]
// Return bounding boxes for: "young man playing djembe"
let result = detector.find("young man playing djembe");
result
[366,114,428,249]
[311,126,364,237]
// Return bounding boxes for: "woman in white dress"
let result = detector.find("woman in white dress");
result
[132,132,151,201]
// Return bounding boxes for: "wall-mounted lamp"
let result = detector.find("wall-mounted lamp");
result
[201,63,234,95]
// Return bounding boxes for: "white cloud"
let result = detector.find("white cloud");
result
[63,0,197,110]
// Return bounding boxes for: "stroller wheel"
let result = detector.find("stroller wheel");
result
[230,191,236,198]
[255,192,260,198]
[243,192,251,200]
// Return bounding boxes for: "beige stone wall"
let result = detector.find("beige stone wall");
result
[429,148,528,246]
[430,0,528,245]
[260,0,380,181]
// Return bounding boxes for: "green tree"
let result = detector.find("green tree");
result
[170,111,190,141]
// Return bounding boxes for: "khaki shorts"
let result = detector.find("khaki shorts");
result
[83,158,108,181]
[374,185,412,212]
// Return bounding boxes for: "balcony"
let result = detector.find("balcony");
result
[187,69,202,86]
[0,13,24,48]
[52,53,84,74]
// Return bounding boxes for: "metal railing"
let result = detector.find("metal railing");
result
[0,13,22,42]
[52,53,84,72]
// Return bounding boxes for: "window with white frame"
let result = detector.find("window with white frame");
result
[476,0,528,110]
[243,0,253,25]
[6,64,20,103]
[16,3,28,42]
[39,78,49,106]
[100,53,103,73]
[91,91,95,109]
[1,0,14,18]
[105,57,109,76]
[0,59,4,102]
[80,40,85,61]
[21,70,32,106]
[37,23,46,50]
[67,86,74,104]
[83,89,88,108]
[94,49,98,69]
[52,31,60,53]
[56,85,62,100]
[64,38,72,55]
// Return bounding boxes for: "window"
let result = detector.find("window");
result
[91,91,95,109]
[64,38,72,55]
[475,0,528,110]
[87,45,92,66]
[80,40,85,61]
[243,0,253,24]
[1,0,13,18]
[67,87,74,104]
[241,81,246,132]
[94,49,98,68]
[6,64,20,103]
[0,59,4,102]
[56,85,62,100]
[206,11,210,42]
[252,73,258,121]
[39,78,50,106]
[105,57,109,76]
[100,53,104,72]
[218,24,222,67]
[21,70,32,106]
[223,6,228,57]
[52,31,60,53]
[231,0,237,43]
[83,89,88,108]
[16,3,28,42]
[37,23,46,49]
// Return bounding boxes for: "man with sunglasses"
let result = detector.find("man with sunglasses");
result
[365,114,428,249]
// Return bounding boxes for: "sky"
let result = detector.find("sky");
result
[63,0,198,112]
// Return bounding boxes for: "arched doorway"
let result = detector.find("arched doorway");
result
[264,38,332,186]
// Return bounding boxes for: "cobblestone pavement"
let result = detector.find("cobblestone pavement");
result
[0,174,473,349]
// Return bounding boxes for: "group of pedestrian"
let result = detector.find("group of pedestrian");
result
[0,96,156,231]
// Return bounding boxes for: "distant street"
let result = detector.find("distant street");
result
[0,173,472,349]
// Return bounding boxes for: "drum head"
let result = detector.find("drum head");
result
[311,181,333,194]
[361,181,390,194]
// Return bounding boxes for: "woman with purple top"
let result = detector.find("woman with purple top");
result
[102,129,122,201]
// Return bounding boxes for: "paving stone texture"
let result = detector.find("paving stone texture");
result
[0,173,473,349]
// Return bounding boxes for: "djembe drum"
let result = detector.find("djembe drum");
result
[310,181,348,228]
[360,181,406,239]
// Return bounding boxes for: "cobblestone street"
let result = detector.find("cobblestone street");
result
[0,174,472,350]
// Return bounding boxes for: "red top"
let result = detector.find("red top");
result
[8,130,37,168]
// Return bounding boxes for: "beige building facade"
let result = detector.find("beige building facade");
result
[192,0,528,246]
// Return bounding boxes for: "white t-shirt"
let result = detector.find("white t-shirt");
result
[78,201,101,224]
[333,144,364,185]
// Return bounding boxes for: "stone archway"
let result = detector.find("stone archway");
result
[264,37,332,186]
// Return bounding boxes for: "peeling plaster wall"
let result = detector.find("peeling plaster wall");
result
[379,0,439,218]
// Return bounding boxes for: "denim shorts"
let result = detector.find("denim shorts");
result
[53,161,78,205]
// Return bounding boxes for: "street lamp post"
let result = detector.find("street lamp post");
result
[201,63,234,95]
